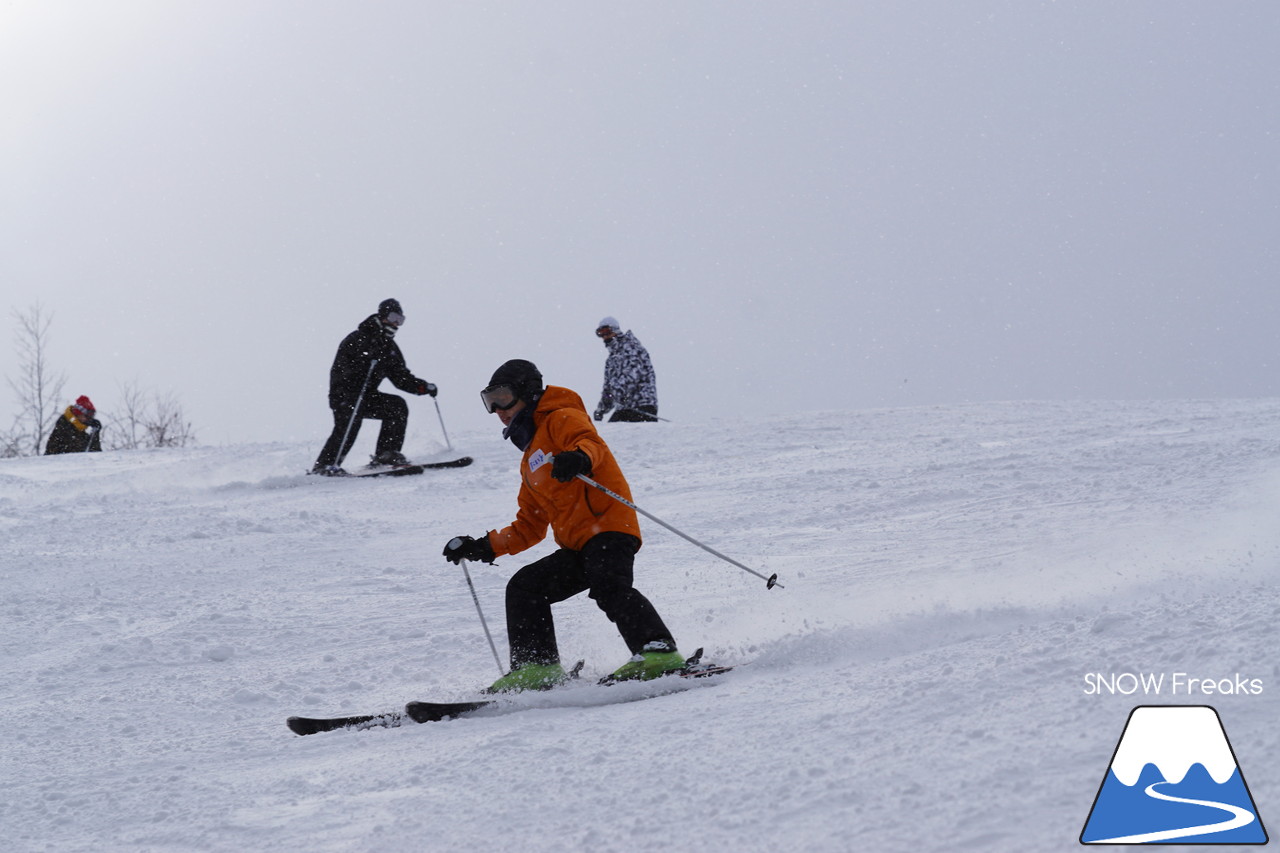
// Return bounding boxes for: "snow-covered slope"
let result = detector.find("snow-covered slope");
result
[4,399,1278,852]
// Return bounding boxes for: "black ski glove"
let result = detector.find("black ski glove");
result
[443,535,495,565]
[417,381,438,397]
[550,449,592,483]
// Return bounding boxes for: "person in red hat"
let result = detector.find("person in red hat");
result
[45,395,103,454]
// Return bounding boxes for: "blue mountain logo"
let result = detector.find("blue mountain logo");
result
[1081,705,1268,845]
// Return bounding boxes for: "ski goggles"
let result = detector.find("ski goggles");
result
[480,383,520,413]
[595,326,615,338]
[382,311,405,328]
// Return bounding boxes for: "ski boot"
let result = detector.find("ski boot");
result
[605,641,686,683]
[485,662,568,694]
[310,464,349,477]
[371,450,410,467]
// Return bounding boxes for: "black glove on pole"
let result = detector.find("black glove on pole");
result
[550,449,592,483]
[443,535,495,565]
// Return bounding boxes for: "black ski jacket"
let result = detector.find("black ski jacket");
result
[45,409,103,454]
[328,315,428,409]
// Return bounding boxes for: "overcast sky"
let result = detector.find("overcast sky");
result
[3,2,1277,447]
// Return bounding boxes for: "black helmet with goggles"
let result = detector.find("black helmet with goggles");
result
[481,359,543,413]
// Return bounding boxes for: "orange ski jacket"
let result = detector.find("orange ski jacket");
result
[487,386,641,556]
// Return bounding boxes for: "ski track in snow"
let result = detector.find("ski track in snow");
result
[3,399,1279,852]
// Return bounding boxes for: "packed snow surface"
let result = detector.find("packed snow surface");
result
[4,399,1278,852]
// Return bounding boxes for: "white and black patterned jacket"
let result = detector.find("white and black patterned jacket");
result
[595,331,657,418]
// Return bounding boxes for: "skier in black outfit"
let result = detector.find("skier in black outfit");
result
[45,395,103,454]
[311,299,437,475]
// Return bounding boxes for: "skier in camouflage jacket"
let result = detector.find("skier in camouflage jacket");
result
[593,317,658,422]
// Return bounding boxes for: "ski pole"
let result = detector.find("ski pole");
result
[335,359,377,467]
[457,556,505,677]
[575,474,782,590]
[433,397,454,452]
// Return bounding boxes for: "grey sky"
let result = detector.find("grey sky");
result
[3,2,1277,445]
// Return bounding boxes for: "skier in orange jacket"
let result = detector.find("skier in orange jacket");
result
[443,359,684,692]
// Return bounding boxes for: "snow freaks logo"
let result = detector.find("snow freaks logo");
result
[1080,706,1268,845]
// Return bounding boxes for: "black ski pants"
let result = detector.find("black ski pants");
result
[505,531,675,669]
[609,405,659,423]
[314,391,408,468]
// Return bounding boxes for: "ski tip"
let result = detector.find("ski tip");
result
[286,716,323,736]
[423,456,473,469]
[286,712,402,735]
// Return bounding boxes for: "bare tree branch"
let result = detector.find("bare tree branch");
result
[7,304,66,455]
[101,383,197,450]
[5,308,198,455]
[145,391,196,448]
[106,380,148,450]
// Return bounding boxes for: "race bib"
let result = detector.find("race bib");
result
[528,448,550,473]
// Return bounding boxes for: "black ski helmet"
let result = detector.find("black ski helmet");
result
[378,298,403,318]
[487,359,544,405]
